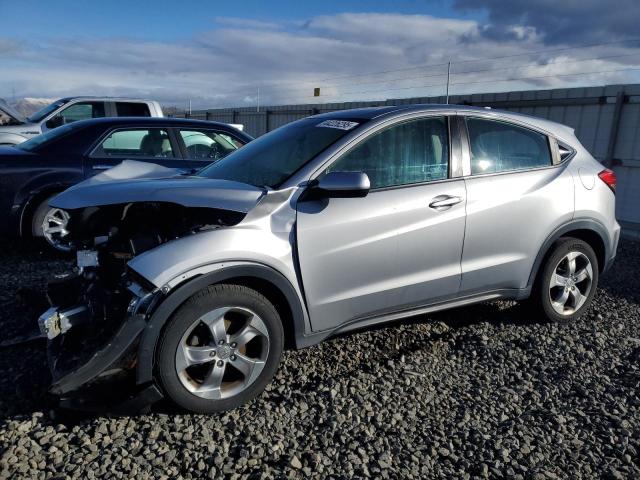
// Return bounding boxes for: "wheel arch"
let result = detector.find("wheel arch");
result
[135,263,307,386]
[18,183,72,237]
[528,219,610,289]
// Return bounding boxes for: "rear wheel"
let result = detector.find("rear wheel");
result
[533,238,598,324]
[157,284,284,413]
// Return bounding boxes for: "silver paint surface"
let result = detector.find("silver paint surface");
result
[55,106,619,340]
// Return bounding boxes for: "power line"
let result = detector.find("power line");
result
[240,65,640,106]
[207,36,640,98]
[214,51,640,103]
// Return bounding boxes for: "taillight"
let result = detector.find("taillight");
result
[598,168,616,193]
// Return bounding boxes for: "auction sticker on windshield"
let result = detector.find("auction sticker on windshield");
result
[316,120,359,130]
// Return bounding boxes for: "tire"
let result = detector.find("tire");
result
[532,237,599,324]
[157,284,284,413]
[31,195,73,252]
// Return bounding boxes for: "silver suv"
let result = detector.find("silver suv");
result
[39,105,619,413]
[0,97,163,145]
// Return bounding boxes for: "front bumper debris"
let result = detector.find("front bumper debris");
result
[37,266,165,411]
[38,305,89,339]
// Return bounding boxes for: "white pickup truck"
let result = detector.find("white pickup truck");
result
[0,96,164,145]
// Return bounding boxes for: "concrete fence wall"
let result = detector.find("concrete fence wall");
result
[176,84,640,226]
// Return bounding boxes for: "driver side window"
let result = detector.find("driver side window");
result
[52,102,106,126]
[327,116,449,189]
[178,129,244,161]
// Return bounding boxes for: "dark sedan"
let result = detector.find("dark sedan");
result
[0,117,253,251]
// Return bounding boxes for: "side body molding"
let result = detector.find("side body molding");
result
[135,263,308,386]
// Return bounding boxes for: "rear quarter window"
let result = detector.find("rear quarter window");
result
[115,103,151,117]
[466,118,552,175]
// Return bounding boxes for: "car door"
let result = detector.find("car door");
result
[175,128,248,171]
[459,115,574,293]
[84,126,183,177]
[296,115,467,332]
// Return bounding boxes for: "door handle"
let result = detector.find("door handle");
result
[92,164,112,170]
[429,195,463,210]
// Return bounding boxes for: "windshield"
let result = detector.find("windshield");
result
[27,99,69,123]
[16,122,81,152]
[198,118,363,188]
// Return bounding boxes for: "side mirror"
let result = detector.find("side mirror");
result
[45,116,64,129]
[314,171,370,198]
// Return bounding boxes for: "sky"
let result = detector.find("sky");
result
[1,0,640,109]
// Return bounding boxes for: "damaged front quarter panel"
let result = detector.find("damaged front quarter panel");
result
[37,160,306,410]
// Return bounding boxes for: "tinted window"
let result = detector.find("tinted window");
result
[179,129,244,161]
[199,117,361,188]
[466,118,552,175]
[93,128,174,158]
[54,102,106,125]
[116,102,151,117]
[327,117,449,189]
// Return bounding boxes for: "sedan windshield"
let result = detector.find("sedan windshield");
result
[198,118,364,188]
[27,99,69,123]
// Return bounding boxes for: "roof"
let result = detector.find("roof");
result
[69,116,241,129]
[313,103,575,140]
[57,96,158,103]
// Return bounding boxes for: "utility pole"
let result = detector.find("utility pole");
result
[189,99,192,115]
[445,60,451,104]
[257,87,260,113]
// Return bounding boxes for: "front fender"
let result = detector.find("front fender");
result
[134,262,309,386]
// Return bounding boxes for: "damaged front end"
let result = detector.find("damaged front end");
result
[39,199,249,411]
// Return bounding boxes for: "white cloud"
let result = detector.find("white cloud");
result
[1,12,639,109]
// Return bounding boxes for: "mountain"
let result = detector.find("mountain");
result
[10,98,54,117]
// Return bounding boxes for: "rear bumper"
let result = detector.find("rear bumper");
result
[603,221,621,274]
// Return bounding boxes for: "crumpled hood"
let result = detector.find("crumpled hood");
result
[0,98,27,124]
[50,160,266,213]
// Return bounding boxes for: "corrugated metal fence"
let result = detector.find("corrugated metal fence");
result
[178,84,640,226]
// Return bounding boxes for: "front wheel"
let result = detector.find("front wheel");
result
[533,238,599,324]
[31,196,73,252]
[157,284,284,413]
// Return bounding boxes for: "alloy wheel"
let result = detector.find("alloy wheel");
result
[41,207,72,252]
[175,306,270,400]
[548,251,593,316]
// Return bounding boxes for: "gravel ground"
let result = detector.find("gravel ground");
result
[0,238,638,479]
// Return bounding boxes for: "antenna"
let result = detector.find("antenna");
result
[445,60,451,104]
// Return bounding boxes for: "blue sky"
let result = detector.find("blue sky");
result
[1,0,639,109]
[1,0,482,40]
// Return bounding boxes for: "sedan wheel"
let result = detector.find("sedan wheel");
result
[41,207,72,252]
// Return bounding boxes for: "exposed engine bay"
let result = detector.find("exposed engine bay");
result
[38,201,246,410]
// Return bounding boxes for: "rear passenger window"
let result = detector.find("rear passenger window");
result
[116,103,151,117]
[466,118,552,175]
[93,129,174,158]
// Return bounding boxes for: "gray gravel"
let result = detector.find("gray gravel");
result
[0,238,639,479]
